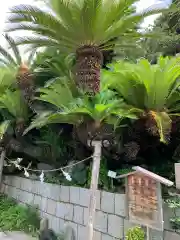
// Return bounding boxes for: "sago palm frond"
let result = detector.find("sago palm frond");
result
[24,81,137,135]
[0,34,22,68]
[0,120,11,140]
[0,90,29,120]
[35,76,79,108]
[6,1,176,51]
[0,46,17,67]
[151,111,172,143]
[0,34,35,111]
[5,34,22,65]
[6,0,177,94]
[27,48,37,67]
[0,67,17,93]
[105,56,180,110]
[34,49,75,79]
[104,56,180,143]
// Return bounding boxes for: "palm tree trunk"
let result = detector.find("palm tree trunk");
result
[17,63,35,111]
[75,46,103,94]
[15,118,25,137]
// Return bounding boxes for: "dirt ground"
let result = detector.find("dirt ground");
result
[0,232,37,240]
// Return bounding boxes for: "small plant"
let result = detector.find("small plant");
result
[0,194,40,236]
[166,196,180,230]
[126,226,145,240]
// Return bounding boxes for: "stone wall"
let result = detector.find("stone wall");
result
[0,175,179,240]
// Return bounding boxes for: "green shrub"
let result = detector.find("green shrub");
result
[166,196,180,230]
[126,226,145,240]
[0,194,40,235]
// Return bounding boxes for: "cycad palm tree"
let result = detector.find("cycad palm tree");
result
[0,66,21,141]
[0,68,29,165]
[0,34,36,109]
[103,56,180,145]
[6,0,173,94]
[0,87,45,161]
[23,77,137,145]
[0,89,29,137]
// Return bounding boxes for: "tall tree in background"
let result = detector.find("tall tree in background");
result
[168,0,180,31]
[152,0,180,57]
[134,0,180,60]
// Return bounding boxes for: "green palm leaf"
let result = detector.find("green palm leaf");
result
[167,91,180,112]
[102,62,146,108]
[24,79,137,134]
[0,67,17,93]
[27,48,37,66]
[107,56,180,111]
[34,51,75,78]
[6,1,176,51]
[23,111,83,135]
[0,34,23,68]
[35,77,78,108]
[0,90,28,120]
[106,56,180,143]
[4,34,22,65]
[0,120,11,140]
[152,112,172,143]
[0,45,17,67]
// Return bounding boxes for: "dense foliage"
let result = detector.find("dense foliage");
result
[0,194,40,235]
[0,0,179,192]
[127,0,180,61]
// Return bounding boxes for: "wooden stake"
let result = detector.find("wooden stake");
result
[146,226,150,240]
[87,140,102,240]
[0,150,5,186]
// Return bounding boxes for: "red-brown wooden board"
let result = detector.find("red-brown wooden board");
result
[126,172,163,230]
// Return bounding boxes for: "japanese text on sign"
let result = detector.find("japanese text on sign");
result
[127,173,162,229]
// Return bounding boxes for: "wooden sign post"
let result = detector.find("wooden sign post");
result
[87,141,102,240]
[116,166,173,239]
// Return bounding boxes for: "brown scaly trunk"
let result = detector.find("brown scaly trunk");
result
[17,63,35,111]
[124,141,140,160]
[75,120,114,145]
[145,111,159,137]
[15,118,25,137]
[75,46,103,94]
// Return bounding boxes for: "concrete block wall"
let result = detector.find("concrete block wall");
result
[0,176,179,240]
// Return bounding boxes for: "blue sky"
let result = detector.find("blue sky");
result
[0,0,172,56]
